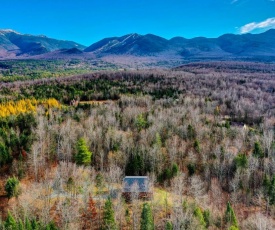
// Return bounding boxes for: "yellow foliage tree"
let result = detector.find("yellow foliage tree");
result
[0,98,60,117]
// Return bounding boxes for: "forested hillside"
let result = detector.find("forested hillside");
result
[0,62,274,229]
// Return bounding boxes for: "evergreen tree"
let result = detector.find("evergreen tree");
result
[187,163,196,176]
[4,212,17,230]
[0,142,11,166]
[103,197,117,230]
[45,221,59,230]
[155,133,162,148]
[31,219,40,230]
[165,221,173,230]
[140,203,154,230]
[125,208,131,225]
[234,153,248,169]
[269,176,275,205]
[25,218,32,230]
[263,174,271,197]
[135,114,148,131]
[224,202,238,228]
[125,153,148,176]
[18,220,24,230]
[171,163,179,177]
[203,209,210,228]
[225,120,230,129]
[194,139,201,152]
[5,177,20,199]
[253,141,264,158]
[194,207,206,228]
[96,173,105,188]
[75,137,92,166]
[159,163,179,183]
[187,124,196,139]
[159,168,171,183]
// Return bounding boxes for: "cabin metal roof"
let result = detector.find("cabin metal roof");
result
[123,176,149,192]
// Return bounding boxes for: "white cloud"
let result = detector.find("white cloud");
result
[240,17,275,34]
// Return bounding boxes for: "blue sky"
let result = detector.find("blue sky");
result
[0,0,275,46]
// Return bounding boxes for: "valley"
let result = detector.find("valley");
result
[0,61,274,229]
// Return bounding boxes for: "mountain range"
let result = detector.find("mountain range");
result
[1,29,275,62]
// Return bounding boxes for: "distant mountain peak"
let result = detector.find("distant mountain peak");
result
[121,33,141,41]
[0,29,21,35]
[128,33,140,37]
[84,33,169,55]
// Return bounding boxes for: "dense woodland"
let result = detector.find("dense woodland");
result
[0,59,118,83]
[0,61,275,229]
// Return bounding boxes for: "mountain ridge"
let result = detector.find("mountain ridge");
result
[0,29,86,58]
[84,29,275,60]
[1,29,275,62]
